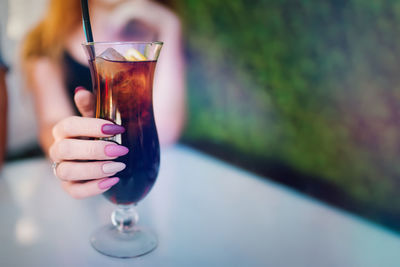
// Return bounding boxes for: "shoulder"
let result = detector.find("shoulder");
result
[30,57,62,77]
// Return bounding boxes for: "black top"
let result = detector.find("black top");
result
[0,56,5,68]
[62,52,92,114]
[0,30,6,69]
[0,51,8,71]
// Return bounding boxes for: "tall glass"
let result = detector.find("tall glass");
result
[83,42,163,258]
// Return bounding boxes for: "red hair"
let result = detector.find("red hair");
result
[21,0,82,63]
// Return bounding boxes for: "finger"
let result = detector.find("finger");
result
[56,161,126,181]
[52,116,125,140]
[60,177,120,199]
[50,139,129,162]
[74,87,95,117]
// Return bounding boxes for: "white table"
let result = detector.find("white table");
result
[0,145,399,267]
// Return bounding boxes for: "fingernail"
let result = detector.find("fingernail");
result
[102,124,125,135]
[105,145,129,157]
[75,86,85,94]
[98,177,120,190]
[102,162,126,174]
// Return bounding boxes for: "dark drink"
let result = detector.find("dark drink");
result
[92,57,160,205]
[84,42,163,258]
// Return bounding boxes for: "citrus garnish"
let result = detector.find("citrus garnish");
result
[125,48,147,61]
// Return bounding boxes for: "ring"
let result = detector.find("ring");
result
[52,162,60,176]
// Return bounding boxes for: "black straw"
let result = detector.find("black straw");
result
[81,0,94,43]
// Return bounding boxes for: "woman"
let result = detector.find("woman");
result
[21,0,185,198]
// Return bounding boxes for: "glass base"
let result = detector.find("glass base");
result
[90,224,157,258]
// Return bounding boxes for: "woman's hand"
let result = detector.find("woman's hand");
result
[49,88,128,199]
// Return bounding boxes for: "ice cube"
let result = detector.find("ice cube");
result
[95,49,127,79]
[98,48,126,61]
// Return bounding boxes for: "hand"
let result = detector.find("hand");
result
[49,87,128,199]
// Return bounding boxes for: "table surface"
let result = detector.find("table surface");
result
[0,145,399,267]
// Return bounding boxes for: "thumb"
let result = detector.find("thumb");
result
[74,86,95,117]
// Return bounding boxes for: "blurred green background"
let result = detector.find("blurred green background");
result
[174,0,400,230]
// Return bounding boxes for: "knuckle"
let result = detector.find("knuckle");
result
[61,116,78,136]
[54,116,83,137]
[52,121,63,139]
[57,140,71,159]
[56,163,70,181]
[53,117,71,138]
[85,142,99,158]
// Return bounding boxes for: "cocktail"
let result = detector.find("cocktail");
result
[83,41,163,258]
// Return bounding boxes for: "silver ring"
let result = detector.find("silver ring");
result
[52,162,60,176]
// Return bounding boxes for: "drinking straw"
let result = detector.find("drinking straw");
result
[81,0,94,43]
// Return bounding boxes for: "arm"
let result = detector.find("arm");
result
[29,58,75,154]
[0,66,7,168]
[153,12,186,146]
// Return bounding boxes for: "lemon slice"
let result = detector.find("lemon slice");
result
[125,48,147,61]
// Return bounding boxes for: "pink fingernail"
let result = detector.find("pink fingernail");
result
[104,145,129,157]
[102,124,125,135]
[75,86,86,94]
[98,177,120,190]
[102,162,126,174]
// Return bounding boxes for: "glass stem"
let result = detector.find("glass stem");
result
[111,204,138,233]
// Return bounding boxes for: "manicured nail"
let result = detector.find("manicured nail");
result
[102,124,125,135]
[75,86,85,94]
[102,162,126,174]
[98,177,120,190]
[104,145,129,157]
